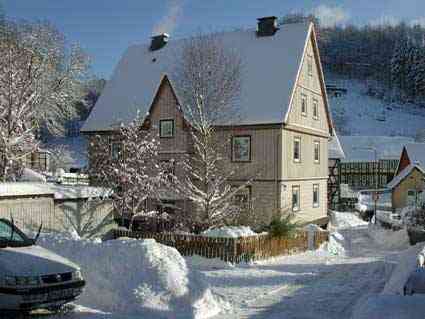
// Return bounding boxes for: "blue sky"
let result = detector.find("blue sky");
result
[3,0,425,79]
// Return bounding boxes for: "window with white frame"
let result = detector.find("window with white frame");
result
[159,119,174,138]
[313,184,319,207]
[307,55,313,76]
[314,141,320,163]
[301,93,307,116]
[313,98,319,119]
[292,186,300,211]
[293,137,301,162]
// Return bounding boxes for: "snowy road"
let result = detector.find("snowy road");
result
[206,225,403,319]
[26,213,409,319]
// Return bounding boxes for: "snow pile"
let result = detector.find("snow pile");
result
[321,231,346,256]
[351,294,425,319]
[367,224,410,251]
[38,234,224,318]
[383,243,424,294]
[329,211,368,229]
[20,168,47,182]
[201,226,257,238]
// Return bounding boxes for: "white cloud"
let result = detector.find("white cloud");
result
[368,15,399,27]
[313,5,349,27]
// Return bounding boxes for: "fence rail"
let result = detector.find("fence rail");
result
[112,229,329,263]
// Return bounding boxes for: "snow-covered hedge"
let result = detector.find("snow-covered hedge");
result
[201,226,257,238]
[38,234,224,318]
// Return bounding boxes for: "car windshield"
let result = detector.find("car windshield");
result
[0,219,32,247]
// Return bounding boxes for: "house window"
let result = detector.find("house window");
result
[314,141,320,163]
[161,160,175,182]
[293,137,301,162]
[301,94,307,116]
[292,186,300,211]
[159,119,174,138]
[232,136,251,162]
[407,190,417,206]
[313,99,319,119]
[307,55,313,76]
[110,141,122,160]
[313,184,319,207]
[233,186,252,211]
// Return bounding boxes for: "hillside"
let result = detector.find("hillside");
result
[327,75,425,137]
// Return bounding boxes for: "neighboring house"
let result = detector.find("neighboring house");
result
[328,134,345,209]
[387,164,425,210]
[396,143,425,175]
[82,18,337,226]
[338,136,414,190]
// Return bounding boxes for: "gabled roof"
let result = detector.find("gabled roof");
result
[405,143,425,170]
[339,136,414,162]
[82,22,320,132]
[387,164,425,190]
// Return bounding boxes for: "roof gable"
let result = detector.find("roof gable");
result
[405,143,425,170]
[82,23,313,132]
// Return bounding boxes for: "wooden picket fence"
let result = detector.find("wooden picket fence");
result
[111,229,329,263]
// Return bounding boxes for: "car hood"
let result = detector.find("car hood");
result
[0,245,79,276]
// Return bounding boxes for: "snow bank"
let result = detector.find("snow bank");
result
[351,294,425,319]
[367,224,410,251]
[383,243,424,294]
[329,211,368,229]
[39,234,224,318]
[320,231,346,256]
[201,226,257,238]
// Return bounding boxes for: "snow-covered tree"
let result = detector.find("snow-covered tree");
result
[173,33,253,228]
[48,144,76,173]
[0,21,89,181]
[88,112,172,221]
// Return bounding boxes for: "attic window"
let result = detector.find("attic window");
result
[301,94,307,116]
[159,119,174,138]
[313,98,319,120]
[307,55,313,76]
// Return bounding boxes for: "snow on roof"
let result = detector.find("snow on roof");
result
[0,182,111,199]
[339,136,414,162]
[387,164,425,190]
[82,23,312,132]
[405,143,425,170]
[329,133,345,159]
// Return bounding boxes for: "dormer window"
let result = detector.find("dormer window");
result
[159,119,174,138]
[307,55,313,76]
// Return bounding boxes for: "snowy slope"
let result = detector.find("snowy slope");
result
[328,76,425,137]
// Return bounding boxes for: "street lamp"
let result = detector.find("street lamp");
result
[353,146,379,223]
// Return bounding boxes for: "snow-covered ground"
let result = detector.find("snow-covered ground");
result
[30,212,423,319]
[328,76,425,137]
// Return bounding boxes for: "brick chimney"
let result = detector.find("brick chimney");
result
[150,33,169,51]
[257,16,279,37]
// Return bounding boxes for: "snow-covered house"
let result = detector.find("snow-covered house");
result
[82,18,338,226]
[387,164,425,210]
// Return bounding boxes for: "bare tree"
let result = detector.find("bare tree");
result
[173,33,252,228]
[0,20,89,181]
[89,112,172,222]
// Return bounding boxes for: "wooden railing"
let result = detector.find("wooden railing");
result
[111,229,329,263]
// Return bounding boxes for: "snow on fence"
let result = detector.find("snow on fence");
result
[111,229,329,263]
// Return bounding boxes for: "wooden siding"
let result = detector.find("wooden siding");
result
[392,168,425,209]
[397,147,411,175]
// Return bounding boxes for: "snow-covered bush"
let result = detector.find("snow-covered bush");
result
[201,226,257,238]
[38,235,223,318]
[403,206,425,230]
